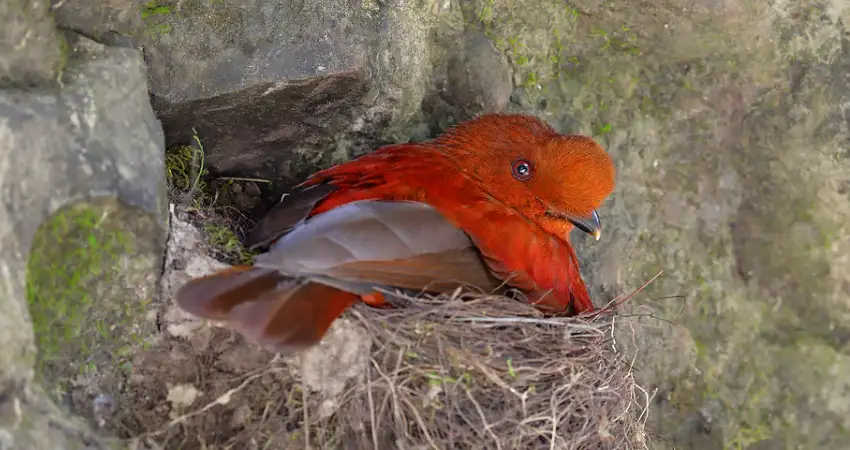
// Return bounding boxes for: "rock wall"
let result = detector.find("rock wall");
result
[0,1,167,448]
[550,2,850,448]
[143,0,514,202]
[143,0,850,448]
[3,0,850,449]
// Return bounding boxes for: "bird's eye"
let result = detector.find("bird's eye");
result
[511,158,533,181]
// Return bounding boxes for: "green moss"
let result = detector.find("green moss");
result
[204,224,255,264]
[165,144,207,195]
[464,0,676,139]
[141,1,172,18]
[166,133,257,264]
[27,205,127,365]
[26,200,155,396]
[724,426,771,450]
[54,30,70,84]
[141,1,174,36]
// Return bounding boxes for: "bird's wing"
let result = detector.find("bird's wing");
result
[244,183,338,250]
[253,200,503,294]
[174,264,362,354]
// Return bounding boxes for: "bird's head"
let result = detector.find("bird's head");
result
[434,114,616,241]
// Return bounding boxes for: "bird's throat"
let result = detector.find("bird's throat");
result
[536,214,576,243]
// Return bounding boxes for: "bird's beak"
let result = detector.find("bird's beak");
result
[565,210,602,241]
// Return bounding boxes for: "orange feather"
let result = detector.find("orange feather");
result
[175,114,616,353]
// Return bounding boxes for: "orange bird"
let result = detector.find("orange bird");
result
[175,114,616,353]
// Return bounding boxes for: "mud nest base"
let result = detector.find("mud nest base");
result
[117,289,649,450]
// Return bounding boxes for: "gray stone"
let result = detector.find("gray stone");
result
[0,27,167,449]
[144,0,473,186]
[445,28,513,117]
[145,1,374,105]
[153,72,372,182]
[0,381,115,449]
[413,27,514,136]
[482,0,850,448]
[0,0,65,88]
[144,0,380,182]
[51,0,144,47]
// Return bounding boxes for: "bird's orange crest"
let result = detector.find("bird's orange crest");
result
[432,114,616,240]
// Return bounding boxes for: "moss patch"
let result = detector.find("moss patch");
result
[26,199,158,399]
[165,134,258,265]
[140,1,174,36]
[203,223,254,264]
[165,143,208,204]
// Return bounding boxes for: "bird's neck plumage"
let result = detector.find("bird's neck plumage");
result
[301,142,483,213]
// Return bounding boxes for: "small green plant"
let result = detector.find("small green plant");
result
[506,358,517,379]
[165,145,205,192]
[165,132,209,210]
[594,122,613,135]
[425,371,472,388]
[167,131,258,264]
[723,424,771,450]
[476,0,497,35]
[591,25,642,56]
[522,71,539,89]
[141,1,173,35]
[204,224,255,264]
[141,1,171,18]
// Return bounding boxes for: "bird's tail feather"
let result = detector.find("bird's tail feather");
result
[175,265,359,354]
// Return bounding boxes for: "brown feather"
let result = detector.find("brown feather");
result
[176,200,502,354]
[325,248,502,293]
[175,265,281,321]
[174,265,359,354]
[227,281,359,353]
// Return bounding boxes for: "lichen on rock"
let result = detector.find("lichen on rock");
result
[0,0,66,88]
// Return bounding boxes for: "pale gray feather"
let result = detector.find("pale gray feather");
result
[255,200,475,272]
[252,200,501,293]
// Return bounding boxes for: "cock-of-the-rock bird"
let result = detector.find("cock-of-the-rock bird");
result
[175,114,616,353]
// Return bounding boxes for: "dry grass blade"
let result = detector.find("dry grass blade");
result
[114,287,651,450]
[330,289,652,450]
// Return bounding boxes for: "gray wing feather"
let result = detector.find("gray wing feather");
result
[244,183,338,250]
[254,200,475,274]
